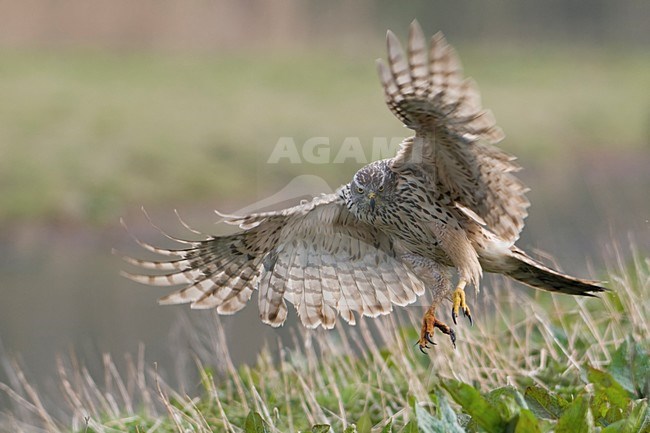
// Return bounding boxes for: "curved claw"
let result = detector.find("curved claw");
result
[462,307,473,326]
[416,335,438,353]
[419,305,457,353]
[451,307,458,325]
[449,328,457,349]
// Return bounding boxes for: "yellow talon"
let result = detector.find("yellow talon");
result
[451,279,473,326]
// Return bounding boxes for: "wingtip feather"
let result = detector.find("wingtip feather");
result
[408,20,425,47]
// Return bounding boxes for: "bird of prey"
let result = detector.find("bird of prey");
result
[121,21,605,351]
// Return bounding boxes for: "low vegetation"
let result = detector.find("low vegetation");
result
[1,244,647,432]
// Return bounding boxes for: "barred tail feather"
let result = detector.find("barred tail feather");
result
[506,248,606,296]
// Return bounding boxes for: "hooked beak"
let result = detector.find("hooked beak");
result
[368,192,376,212]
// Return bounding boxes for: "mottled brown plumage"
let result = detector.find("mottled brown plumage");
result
[121,21,605,349]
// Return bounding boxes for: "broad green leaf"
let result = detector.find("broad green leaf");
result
[601,400,649,433]
[401,420,418,433]
[311,425,331,433]
[609,341,636,394]
[588,367,632,399]
[408,394,418,410]
[631,341,650,398]
[487,386,528,407]
[244,411,269,433]
[512,409,543,433]
[441,379,507,433]
[524,385,569,420]
[415,401,464,433]
[600,420,626,433]
[555,395,595,433]
[588,367,632,424]
[357,412,372,433]
[608,340,650,398]
[486,386,527,421]
[437,392,467,432]
[415,405,441,433]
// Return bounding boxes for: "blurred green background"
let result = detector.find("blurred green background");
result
[0,0,648,405]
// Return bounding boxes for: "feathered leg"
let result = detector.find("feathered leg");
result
[402,254,457,351]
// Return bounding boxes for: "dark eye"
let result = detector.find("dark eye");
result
[378,185,384,192]
[356,186,364,194]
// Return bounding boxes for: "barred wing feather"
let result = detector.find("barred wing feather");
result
[377,20,530,243]
[122,191,425,329]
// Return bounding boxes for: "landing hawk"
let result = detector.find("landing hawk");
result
[122,21,605,351]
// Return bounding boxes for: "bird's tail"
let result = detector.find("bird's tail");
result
[504,247,606,296]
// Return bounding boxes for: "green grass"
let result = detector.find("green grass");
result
[1,244,647,432]
[0,45,648,224]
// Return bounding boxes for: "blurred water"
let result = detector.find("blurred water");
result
[0,149,648,411]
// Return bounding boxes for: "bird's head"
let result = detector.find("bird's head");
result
[347,160,397,220]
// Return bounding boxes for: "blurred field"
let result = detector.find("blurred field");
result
[0,44,648,224]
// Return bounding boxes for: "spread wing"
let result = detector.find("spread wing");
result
[377,20,530,243]
[121,189,425,329]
